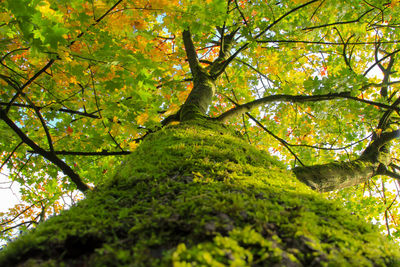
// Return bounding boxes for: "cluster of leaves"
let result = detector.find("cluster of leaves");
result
[1,0,400,242]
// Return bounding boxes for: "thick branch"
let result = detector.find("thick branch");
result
[293,160,377,192]
[0,102,101,118]
[1,75,55,152]
[257,40,400,46]
[4,0,123,114]
[28,150,131,156]
[180,30,215,120]
[0,109,89,192]
[210,44,248,79]
[303,8,374,30]
[295,128,400,192]
[254,0,319,39]
[361,129,400,164]
[376,97,400,136]
[374,45,396,98]
[211,0,319,79]
[381,168,400,180]
[182,30,200,77]
[217,92,397,122]
[209,28,240,78]
[364,48,400,76]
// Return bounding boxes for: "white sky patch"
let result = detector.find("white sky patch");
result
[0,169,20,213]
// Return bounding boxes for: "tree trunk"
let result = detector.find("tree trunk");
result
[0,120,399,266]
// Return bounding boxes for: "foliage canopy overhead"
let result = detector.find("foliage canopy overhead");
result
[1,0,400,240]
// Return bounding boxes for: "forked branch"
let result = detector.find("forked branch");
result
[0,109,90,193]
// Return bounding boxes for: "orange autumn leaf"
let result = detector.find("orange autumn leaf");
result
[66,126,73,134]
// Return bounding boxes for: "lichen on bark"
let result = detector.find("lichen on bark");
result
[0,120,399,266]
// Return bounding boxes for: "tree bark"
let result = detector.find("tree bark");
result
[293,129,400,192]
[0,121,398,266]
[293,159,377,192]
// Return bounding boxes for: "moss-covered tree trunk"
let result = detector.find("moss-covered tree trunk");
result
[0,120,399,266]
[1,29,399,267]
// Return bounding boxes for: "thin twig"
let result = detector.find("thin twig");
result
[246,112,305,166]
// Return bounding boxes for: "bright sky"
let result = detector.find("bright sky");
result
[0,169,20,213]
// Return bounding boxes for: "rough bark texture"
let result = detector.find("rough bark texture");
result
[179,30,216,121]
[293,129,400,192]
[179,70,215,121]
[293,160,378,192]
[0,120,399,266]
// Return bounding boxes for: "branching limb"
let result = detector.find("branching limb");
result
[0,109,89,192]
[1,75,55,152]
[0,102,101,119]
[210,44,248,79]
[334,27,355,71]
[0,203,36,227]
[373,43,397,98]
[233,0,249,27]
[257,39,400,46]
[182,30,200,77]
[255,0,319,39]
[209,27,240,78]
[211,0,319,79]
[364,48,400,76]
[4,0,124,114]
[379,167,400,180]
[27,150,131,156]
[1,221,38,235]
[377,97,400,131]
[216,92,398,123]
[218,91,305,165]
[303,8,374,31]
[365,129,400,152]
[287,134,372,151]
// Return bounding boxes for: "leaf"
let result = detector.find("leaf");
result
[136,112,149,125]
[66,126,73,134]
[129,142,139,151]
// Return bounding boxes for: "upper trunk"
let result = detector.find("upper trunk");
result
[179,70,216,121]
[179,29,235,121]
[0,120,398,266]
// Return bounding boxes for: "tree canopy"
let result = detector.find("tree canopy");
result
[1,0,400,242]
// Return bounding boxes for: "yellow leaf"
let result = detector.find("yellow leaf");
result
[0,79,8,86]
[37,1,52,14]
[291,0,309,3]
[136,112,149,125]
[69,76,78,84]
[36,1,63,22]
[164,103,179,117]
[129,142,139,150]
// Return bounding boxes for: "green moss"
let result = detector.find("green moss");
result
[0,120,399,266]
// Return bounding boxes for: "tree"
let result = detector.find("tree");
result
[1,0,400,265]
